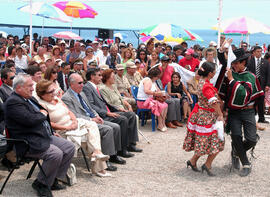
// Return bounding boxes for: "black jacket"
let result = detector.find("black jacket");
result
[4,92,53,156]
[247,57,270,90]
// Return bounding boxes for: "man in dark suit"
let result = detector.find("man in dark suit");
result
[4,73,75,197]
[247,46,270,123]
[57,62,71,92]
[82,68,142,157]
[0,68,15,102]
[62,73,123,171]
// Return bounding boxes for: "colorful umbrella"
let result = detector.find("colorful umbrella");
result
[212,16,270,34]
[53,31,82,40]
[18,2,72,23]
[140,23,203,44]
[53,1,98,19]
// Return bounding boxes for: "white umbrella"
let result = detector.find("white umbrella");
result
[53,31,82,40]
[0,31,8,38]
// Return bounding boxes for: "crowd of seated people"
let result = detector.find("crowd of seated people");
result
[0,32,269,196]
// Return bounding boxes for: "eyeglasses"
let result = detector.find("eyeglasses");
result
[140,53,146,55]
[52,71,57,74]
[46,89,55,94]
[9,39,14,41]
[95,74,102,76]
[9,76,15,80]
[78,81,84,84]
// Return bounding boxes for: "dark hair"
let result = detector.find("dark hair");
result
[61,62,70,68]
[8,46,15,56]
[171,72,181,83]
[155,42,162,48]
[253,46,262,51]
[136,49,148,63]
[166,45,172,50]
[173,44,184,52]
[197,62,216,77]
[102,69,114,84]
[264,52,270,60]
[44,66,57,80]
[86,67,101,81]
[147,67,161,79]
[28,60,38,67]
[1,68,12,80]
[27,66,41,76]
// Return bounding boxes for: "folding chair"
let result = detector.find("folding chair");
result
[0,137,51,196]
[130,86,157,132]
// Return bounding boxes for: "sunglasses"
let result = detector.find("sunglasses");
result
[9,76,15,80]
[46,89,55,94]
[78,81,84,85]
[52,71,57,74]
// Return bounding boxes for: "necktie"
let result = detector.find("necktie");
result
[96,87,110,112]
[65,75,69,90]
[77,94,96,118]
[256,58,261,78]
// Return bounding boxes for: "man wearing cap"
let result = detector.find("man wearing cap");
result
[126,61,143,87]
[217,43,264,176]
[209,41,218,48]
[71,59,86,82]
[92,41,102,57]
[114,64,136,107]
[97,44,110,66]
[179,49,200,72]
[247,46,270,123]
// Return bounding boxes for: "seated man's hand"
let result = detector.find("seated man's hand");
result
[107,112,120,118]
[92,117,103,124]
[54,132,62,138]
[40,109,48,116]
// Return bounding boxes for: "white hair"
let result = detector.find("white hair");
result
[68,73,81,85]
[13,73,31,90]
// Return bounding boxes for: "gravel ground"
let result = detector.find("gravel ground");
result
[0,116,270,197]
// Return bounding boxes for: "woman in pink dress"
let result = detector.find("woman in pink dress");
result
[183,62,224,176]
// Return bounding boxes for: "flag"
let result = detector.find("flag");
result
[227,46,236,69]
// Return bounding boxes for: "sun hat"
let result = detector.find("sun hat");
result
[126,62,137,69]
[116,64,124,70]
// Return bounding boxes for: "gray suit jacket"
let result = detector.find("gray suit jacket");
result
[82,82,117,119]
[61,88,98,120]
[0,83,13,102]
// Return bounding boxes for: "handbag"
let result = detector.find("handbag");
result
[154,95,167,103]
[66,163,77,186]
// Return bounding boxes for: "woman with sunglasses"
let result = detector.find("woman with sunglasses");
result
[44,66,63,98]
[36,79,111,177]
[136,49,148,77]
[83,46,99,71]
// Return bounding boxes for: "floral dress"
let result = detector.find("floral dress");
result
[183,79,224,156]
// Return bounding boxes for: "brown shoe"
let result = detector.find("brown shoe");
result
[172,121,184,127]
[166,122,177,129]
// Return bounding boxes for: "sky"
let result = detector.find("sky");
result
[1,0,270,30]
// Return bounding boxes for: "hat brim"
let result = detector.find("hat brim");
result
[231,53,250,64]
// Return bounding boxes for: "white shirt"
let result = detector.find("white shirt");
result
[98,53,110,66]
[15,55,28,69]
[137,77,157,100]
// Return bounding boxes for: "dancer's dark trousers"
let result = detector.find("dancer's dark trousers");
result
[228,109,257,165]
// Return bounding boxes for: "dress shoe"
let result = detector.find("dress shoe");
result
[51,178,66,190]
[118,150,134,158]
[109,155,127,164]
[186,160,200,172]
[201,164,215,176]
[96,171,112,178]
[127,145,143,153]
[106,161,117,171]
[239,165,251,177]
[231,150,240,170]
[166,122,177,129]
[172,120,184,127]
[32,179,52,197]
[258,119,269,124]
